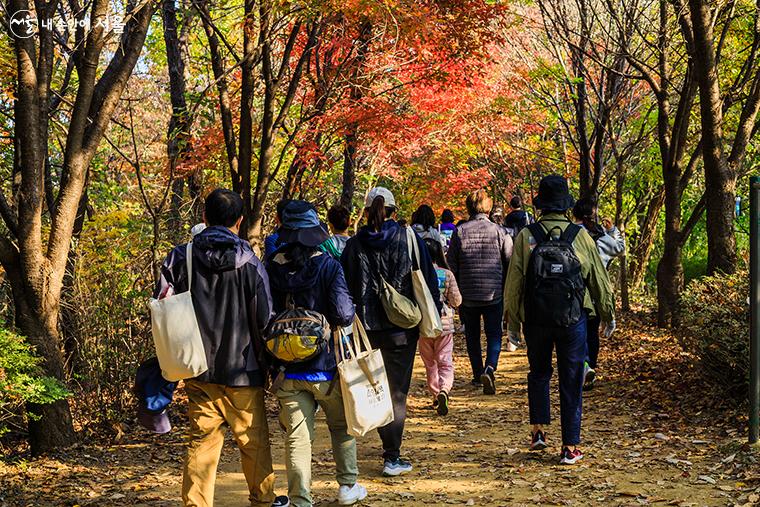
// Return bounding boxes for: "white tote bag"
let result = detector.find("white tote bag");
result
[406,227,443,338]
[149,242,208,382]
[336,317,394,437]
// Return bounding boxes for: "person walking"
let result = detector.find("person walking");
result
[323,204,352,259]
[438,209,457,250]
[504,195,534,239]
[446,189,513,395]
[341,187,441,477]
[267,200,367,507]
[412,204,445,247]
[419,239,461,416]
[154,189,288,507]
[572,197,624,390]
[504,175,615,465]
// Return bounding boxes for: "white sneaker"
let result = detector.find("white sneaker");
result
[506,340,519,352]
[338,483,368,505]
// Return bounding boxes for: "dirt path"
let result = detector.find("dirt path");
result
[2,314,758,506]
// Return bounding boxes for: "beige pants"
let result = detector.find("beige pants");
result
[182,380,276,507]
[276,379,358,507]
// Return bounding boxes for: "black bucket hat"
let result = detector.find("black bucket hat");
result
[533,175,576,212]
[278,200,330,247]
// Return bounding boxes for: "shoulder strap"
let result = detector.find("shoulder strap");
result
[406,226,420,270]
[527,223,548,245]
[185,242,193,290]
[561,223,582,244]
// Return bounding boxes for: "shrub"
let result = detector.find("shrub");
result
[679,270,749,396]
[0,328,70,437]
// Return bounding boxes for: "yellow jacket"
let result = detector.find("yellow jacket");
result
[504,212,615,333]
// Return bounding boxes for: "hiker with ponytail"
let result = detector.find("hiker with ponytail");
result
[341,187,442,478]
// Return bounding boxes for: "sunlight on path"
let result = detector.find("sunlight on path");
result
[195,345,727,507]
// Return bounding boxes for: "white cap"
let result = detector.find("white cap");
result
[365,187,396,208]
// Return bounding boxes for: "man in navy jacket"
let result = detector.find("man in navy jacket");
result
[154,189,286,507]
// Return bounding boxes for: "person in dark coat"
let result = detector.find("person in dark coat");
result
[154,188,287,507]
[504,195,535,237]
[267,200,367,507]
[446,189,513,395]
[341,187,441,478]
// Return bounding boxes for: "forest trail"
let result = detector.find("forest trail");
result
[2,313,757,506]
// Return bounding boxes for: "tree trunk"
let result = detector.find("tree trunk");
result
[196,0,239,192]
[628,187,664,291]
[689,0,737,275]
[340,130,358,209]
[5,252,75,454]
[163,0,194,239]
[339,20,372,210]
[656,238,683,328]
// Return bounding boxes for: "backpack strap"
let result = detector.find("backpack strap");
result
[561,223,582,244]
[527,223,548,245]
[185,242,193,290]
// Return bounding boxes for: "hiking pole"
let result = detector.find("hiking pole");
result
[751,176,760,444]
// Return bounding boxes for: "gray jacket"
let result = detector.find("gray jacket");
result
[446,214,513,304]
[596,226,625,268]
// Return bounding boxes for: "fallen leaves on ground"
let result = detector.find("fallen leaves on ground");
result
[1,309,759,506]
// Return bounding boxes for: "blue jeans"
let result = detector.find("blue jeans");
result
[524,313,587,446]
[585,314,601,368]
[459,301,503,380]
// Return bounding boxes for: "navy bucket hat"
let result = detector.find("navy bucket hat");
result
[278,200,330,247]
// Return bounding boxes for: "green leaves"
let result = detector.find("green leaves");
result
[0,328,70,436]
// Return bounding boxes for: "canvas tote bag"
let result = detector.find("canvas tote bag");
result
[335,317,394,437]
[406,227,443,338]
[149,242,208,382]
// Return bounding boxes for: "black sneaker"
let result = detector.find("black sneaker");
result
[481,366,496,395]
[530,430,548,451]
[470,378,482,387]
[272,496,290,507]
[436,391,449,416]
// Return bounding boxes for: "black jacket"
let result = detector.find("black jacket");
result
[266,247,354,374]
[154,226,272,387]
[341,220,441,347]
[446,213,513,304]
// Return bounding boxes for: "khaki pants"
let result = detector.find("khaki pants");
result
[276,379,358,507]
[182,380,275,507]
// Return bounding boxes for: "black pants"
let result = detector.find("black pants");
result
[369,330,418,462]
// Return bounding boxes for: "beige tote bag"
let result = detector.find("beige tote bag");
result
[335,317,394,437]
[149,242,208,382]
[406,227,443,338]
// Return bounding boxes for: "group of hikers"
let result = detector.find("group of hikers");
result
[147,174,625,507]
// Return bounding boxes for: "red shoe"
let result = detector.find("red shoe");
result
[530,430,547,451]
[559,446,583,465]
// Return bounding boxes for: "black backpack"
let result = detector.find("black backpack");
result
[524,223,586,327]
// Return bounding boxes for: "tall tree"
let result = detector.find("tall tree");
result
[0,0,154,452]
[688,0,760,275]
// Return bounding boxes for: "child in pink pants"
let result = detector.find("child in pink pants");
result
[419,239,461,416]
